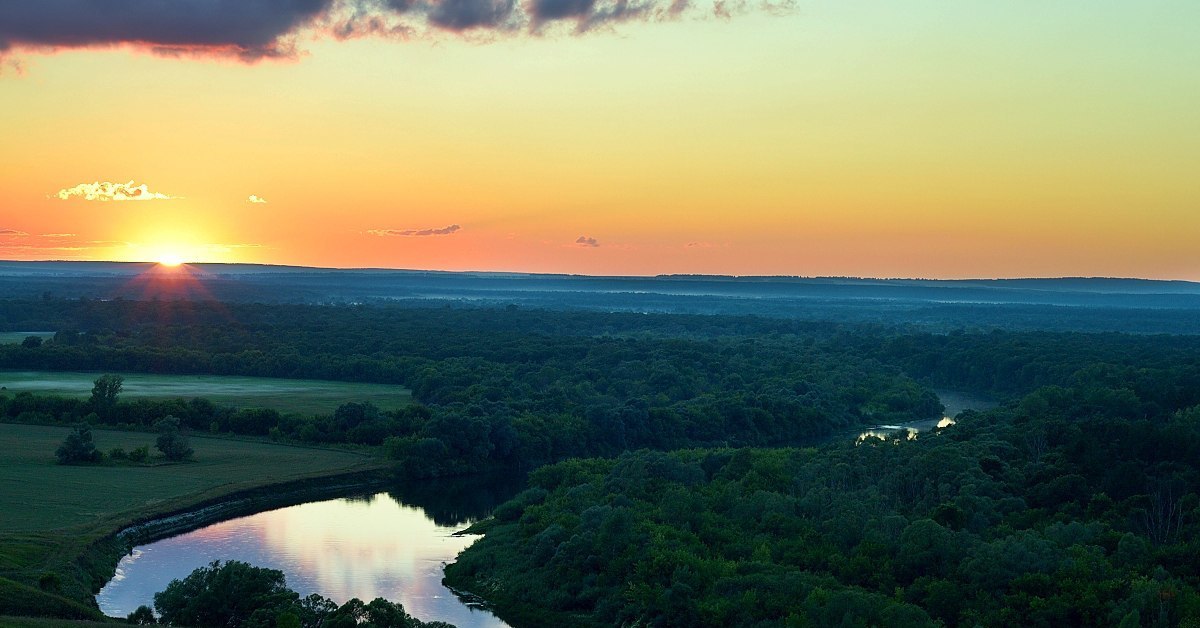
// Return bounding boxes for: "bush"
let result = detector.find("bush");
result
[55,423,102,464]
[37,572,61,593]
[154,416,193,461]
[109,447,128,460]
[128,445,150,463]
[128,604,158,625]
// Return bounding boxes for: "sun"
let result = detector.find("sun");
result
[157,252,185,267]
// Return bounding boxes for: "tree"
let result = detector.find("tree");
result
[20,335,43,348]
[90,373,123,416]
[154,561,297,627]
[55,422,102,464]
[155,416,193,461]
[127,605,157,625]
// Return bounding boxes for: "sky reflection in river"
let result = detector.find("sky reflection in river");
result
[855,390,996,444]
[98,491,509,627]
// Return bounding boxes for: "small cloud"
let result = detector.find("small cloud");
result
[55,181,177,202]
[0,229,28,236]
[368,224,462,237]
[248,195,268,204]
[39,233,76,237]
[575,235,600,247]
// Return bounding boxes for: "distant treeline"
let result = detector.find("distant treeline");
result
[3,299,1200,477]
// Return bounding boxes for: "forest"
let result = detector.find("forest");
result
[2,296,1199,625]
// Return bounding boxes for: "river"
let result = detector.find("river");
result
[97,389,998,624]
[854,389,998,443]
[97,475,524,626]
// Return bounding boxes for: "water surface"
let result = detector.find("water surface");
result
[99,477,521,627]
[855,389,998,443]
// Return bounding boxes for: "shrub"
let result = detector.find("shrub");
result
[154,416,193,461]
[55,423,102,464]
[128,445,150,463]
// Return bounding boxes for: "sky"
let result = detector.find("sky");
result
[1,1,1198,279]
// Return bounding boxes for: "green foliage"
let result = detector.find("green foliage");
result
[448,370,1200,626]
[153,416,192,461]
[53,423,101,465]
[154,560,296,627]
[153,561,451,628]
[88,373,122,416]
[35,572,60,594]
[127,605,157,625]
[127,444,149,462]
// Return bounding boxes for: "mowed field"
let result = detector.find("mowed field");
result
[0,332,54,345]
[0,370,411,415]
[0,423,383,533]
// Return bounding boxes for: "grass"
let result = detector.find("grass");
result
[0,423,389,619]
[0,424,382,533]
[0,333,54,346]
[0,617,113,627]
[0,370,411,415]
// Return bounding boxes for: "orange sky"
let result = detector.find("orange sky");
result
[1,2,1198,279]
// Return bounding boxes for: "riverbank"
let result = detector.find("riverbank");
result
[0,423,391,621]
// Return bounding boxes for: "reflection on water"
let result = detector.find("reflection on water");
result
[855,417,955,444]
[855,389,996,445]
[98,475,524,627]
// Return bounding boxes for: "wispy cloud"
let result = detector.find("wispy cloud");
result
[55,181,177,202]
[248,195,268,204]
[368,224,461,237]
[0,229,28,236]
[39,233,76,238]
[575,235,599,247]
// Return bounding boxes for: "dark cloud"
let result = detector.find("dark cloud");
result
[530,0,595,21]
[576,235,599,247]
[0,1,331,61]
[369,224,462,236]
[0,0,791,63]
[429,0,516,30]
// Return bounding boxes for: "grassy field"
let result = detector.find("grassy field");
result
[0,424,382,533]
[0,423,388,620]
[0,371,410,415]
[0,333,54,345]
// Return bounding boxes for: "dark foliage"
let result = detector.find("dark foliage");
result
[447,376,1200,627]
[154,560,452,628]
[153,415,193,461]
[54,422,101,464]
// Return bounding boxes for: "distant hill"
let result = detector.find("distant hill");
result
[2,261,1199,333]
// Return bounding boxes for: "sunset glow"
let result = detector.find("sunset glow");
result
[2,2,1198,279]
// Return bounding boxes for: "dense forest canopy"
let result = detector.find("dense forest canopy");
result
[2,295,1199,626]
[447,382,1200,626]
[5,299,1199,479]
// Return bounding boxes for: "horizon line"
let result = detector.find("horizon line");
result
[1,258,1197,285]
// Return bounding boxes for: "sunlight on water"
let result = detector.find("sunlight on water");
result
[854,389,993,445]
[97,493,508,627]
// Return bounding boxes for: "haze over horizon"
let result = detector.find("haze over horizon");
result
[2,1,1198,280]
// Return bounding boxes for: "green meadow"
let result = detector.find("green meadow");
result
[0,371,410,415]
[0,423,387,619]
[0,333,54,345]
[0,423,382,533]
